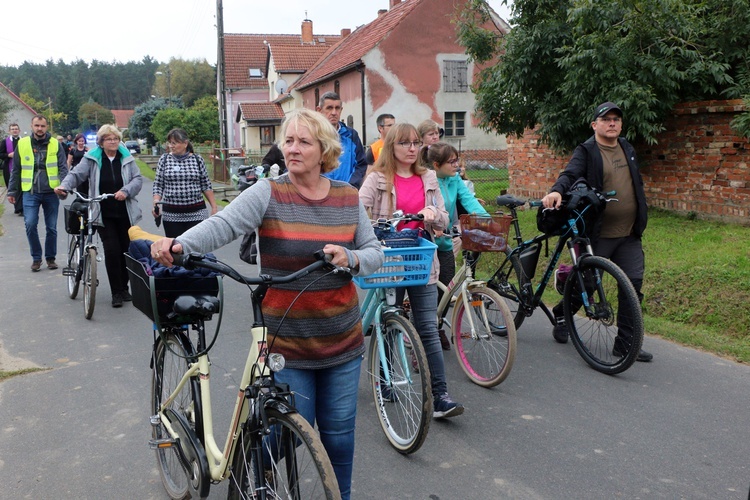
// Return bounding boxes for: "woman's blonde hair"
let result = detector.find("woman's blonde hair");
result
[279,109,341,173]
[96,124,122,145]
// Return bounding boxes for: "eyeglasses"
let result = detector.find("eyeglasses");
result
[598,116,622,123]
[103,137,120,142]
[396,141,423,149]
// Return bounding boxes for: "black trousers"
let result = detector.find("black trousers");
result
[98,217,132,295]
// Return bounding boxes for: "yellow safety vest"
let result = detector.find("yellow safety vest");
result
[18,136,61,192]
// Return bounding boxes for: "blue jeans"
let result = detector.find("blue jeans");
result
[274,356,362,500]
[22,192,60,261]
[398,283,448,396]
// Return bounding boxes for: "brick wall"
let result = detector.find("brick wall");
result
[507,100,750,225]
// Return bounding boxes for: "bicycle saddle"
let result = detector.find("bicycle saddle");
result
[495,194,526,209]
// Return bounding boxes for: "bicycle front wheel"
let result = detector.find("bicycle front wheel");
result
[67,237,81,299]
[452,286,517,387]
[485,249,528,330]
[152,329,197,500]
[564,256,644,375]
[82,248,97,319]
[368,312,431,454]
[228,408,340,500]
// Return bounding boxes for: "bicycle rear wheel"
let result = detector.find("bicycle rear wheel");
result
[82,248,97,319]
[368,312,431,454]
[67,237,81,299]
[152,330,197,500]
[228,408,340,500]
[564,256,644,375]
[452,286,517,387]
[484,250,528,330]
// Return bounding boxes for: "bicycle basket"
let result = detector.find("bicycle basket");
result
[459,214,511,252]
[63,202,88,235]
[125,254,221,324]
[353,237,437,289]
[536,206,570,236]
[373,227,422,248]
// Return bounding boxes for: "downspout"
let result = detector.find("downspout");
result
[357,63,367,144]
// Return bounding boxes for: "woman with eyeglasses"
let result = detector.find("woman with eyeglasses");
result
[54,124,143,307]
[359,123,465,419]
[425,143,489,346]
[152,128,218,238]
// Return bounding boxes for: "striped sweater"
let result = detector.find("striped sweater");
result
[176,175,384,370]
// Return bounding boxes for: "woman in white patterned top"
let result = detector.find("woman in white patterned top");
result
[152,128,218,237]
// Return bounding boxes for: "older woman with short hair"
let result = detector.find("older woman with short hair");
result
[54,124,143,307]
[151,108,383,499]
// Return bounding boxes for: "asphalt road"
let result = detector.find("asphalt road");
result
[1,179,748,499]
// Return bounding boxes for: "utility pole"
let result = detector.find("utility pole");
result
[217,0,229,150]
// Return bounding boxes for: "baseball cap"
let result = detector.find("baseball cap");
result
[593,102,623,121]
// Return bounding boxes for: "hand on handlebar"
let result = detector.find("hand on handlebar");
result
[322,244,356,271]
[54,186,68,198]
[151,238,182,267]
[541,192,562,209]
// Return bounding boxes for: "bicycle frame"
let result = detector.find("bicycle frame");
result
[436,254,495,338]
[359,287,414,387]
[153,323,271,482]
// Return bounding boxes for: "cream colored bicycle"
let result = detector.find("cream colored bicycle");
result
[126,251,340,500]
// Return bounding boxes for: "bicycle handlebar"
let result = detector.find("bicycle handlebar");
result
[63,189,116,204]
[173,250,333,285]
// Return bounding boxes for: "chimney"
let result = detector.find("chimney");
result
[377,9,387,17]
[341,28,351,38]
[389,0,402,8]
[301,19,313,44]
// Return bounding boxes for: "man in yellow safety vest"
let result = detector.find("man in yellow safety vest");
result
[8,115,68,272]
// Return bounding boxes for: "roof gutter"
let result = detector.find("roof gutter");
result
[357,63,367,144]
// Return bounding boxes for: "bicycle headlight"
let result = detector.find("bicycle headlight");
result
[267,353,286,372]
[385,287,397,306]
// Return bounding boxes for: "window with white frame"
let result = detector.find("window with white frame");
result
[443,112,466,137]
[443,60,468,92]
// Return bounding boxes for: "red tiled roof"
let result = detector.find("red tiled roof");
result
[224,34,340,89]
[269,44,336,74]
[111,109,134,129]
[237,102,286,123]
[0,82,37,114]
[292,0,421,90]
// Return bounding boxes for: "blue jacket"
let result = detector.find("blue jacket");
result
[436,173,488,252]
[324,122,367,189]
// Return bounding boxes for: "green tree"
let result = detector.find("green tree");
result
[78,99,115,132]
[149,96,219,145]
[130,97,177,146]
[154,59,216,107]
[457,0,750,151]
[56,81,82,134]
[21,92,66,133]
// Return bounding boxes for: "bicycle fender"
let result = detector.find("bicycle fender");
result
[264,397,296,415]
[163,408,211,498]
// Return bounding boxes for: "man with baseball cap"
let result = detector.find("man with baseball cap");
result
[541,101,653,362]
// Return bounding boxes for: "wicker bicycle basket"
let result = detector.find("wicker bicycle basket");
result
[459,213,512,252]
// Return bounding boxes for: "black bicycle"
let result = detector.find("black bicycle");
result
[62,190,115,319]
[482,183,644,374]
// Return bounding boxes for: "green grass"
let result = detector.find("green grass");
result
[472,204,750,363]
[0,367,47,382]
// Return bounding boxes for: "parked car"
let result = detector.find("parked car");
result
[124,140,141,154]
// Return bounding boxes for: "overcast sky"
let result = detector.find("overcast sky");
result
[1,0,512,68]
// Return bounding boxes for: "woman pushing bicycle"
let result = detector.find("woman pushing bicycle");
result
[151,108,384,500]
[359,123,465,419]
[55,124,143,308]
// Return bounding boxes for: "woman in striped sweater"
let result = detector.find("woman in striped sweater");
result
[151,109,383,500]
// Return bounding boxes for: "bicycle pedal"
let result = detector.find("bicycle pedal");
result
[62,267,76,276]
[149,438,177,450]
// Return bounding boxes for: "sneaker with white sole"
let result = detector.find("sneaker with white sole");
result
[433,393,464,419]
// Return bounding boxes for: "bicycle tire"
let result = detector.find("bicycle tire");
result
[152,330,196,500]
[67,237,81,299]
[486,249,528,330]
[228,408,341,500]
[564,255,644,375]
[451,286,517,387]
[82,248,97,320]
[368,312,431,454]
